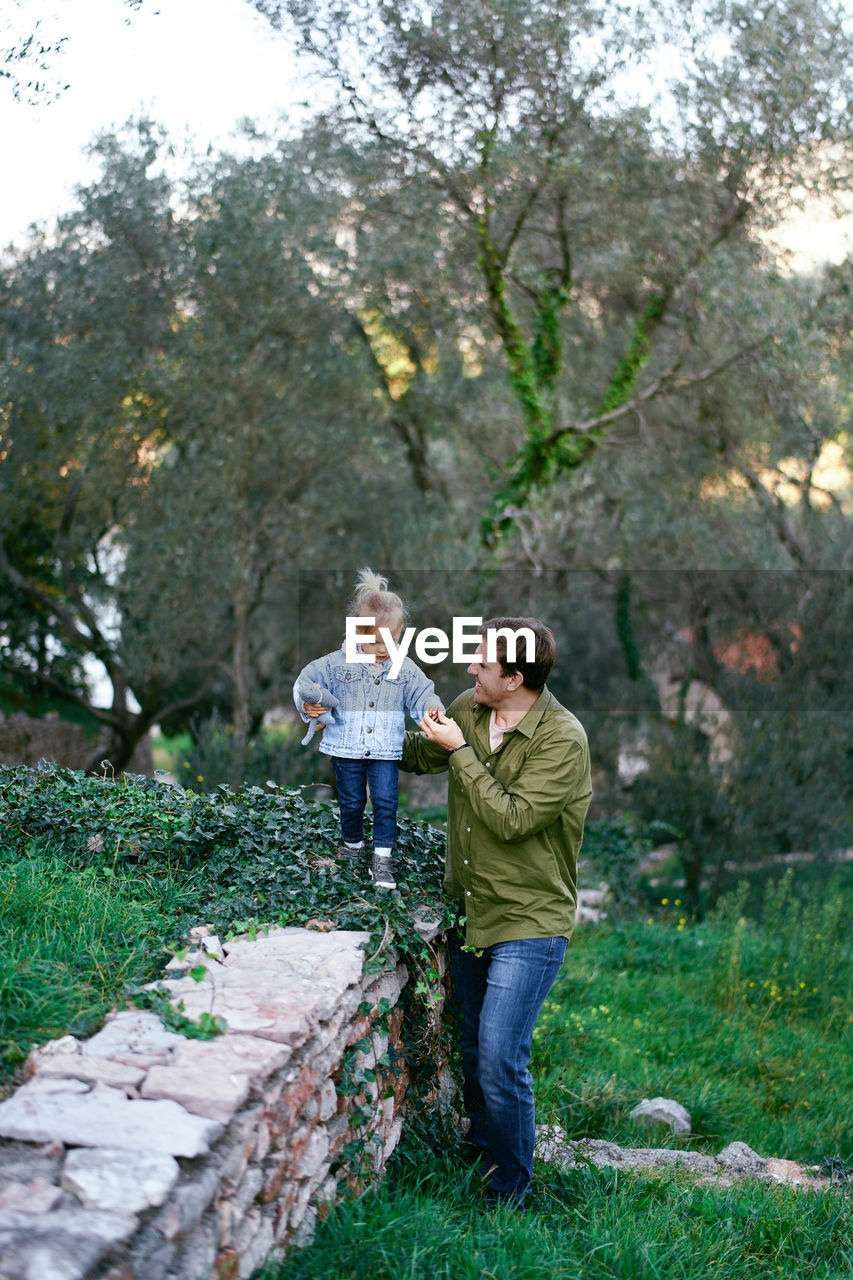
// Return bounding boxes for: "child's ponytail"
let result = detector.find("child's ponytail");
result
[349,568,407,625]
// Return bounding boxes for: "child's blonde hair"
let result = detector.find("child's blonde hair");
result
[348,568,407,629]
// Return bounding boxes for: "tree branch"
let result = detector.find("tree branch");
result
[350,313,447,497]
[719,440,816,569]
[553,337,770,445]
[0,544,100,657]
[143,663,223,729]
[0,657,124,731]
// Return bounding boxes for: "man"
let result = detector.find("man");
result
[402,617,591,1210]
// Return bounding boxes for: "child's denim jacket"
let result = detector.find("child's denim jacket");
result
[293,648,443,760]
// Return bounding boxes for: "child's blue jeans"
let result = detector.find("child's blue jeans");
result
[332,757,399,848]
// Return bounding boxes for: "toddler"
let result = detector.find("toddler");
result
[294,569,443,889]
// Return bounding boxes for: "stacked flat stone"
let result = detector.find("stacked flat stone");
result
[0,925,441,1280]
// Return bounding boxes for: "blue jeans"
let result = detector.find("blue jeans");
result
[448,930,567,1206]
[332,757,398,848]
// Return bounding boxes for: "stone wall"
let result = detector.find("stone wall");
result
[0,711,153,775]
[0,924,448,1280]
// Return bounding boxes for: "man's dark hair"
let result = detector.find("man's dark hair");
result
[478,617,556,692]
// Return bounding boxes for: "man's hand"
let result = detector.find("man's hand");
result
[419,707,466,752]
[304,702,327,720]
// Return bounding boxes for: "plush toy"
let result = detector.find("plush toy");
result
[298,681,340,746]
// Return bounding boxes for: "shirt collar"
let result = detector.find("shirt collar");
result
[474,685,551,737]
[514,686,551,737]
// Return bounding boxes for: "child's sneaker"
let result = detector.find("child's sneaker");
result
[336,843,364,861]
[369,851,397,890]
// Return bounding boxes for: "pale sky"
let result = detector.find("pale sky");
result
[0,0,320,247]
[1,0,851,268]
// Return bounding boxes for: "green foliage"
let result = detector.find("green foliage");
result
[0,761,456,936]
[626,570,853,905]
[596,291,668,417]
[175,715,333,794]
[476,223,546,440]
[0,762,459,1084]
[580,818,678,908]
[0,126,471,780]
[0,121,214,769]
[614,573,643,682]
[125,984,228,1041]
[331,999,412,1185]
[531,282,568,392]
[485,287,671,540]
[263,0,853,549]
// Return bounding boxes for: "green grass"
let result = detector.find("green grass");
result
[260,1145,852,1280]
[264,873,852,1280]
[150,729,193,774]
[532,878,852,1163]
[0,847,205,1082]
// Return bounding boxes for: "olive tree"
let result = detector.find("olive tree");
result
[252,0,853,540]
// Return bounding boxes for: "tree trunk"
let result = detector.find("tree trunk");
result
[229,576,252,791]
[83,725,139,775]
[680,847,705,919]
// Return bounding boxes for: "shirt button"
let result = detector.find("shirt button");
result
[466,827,471,832]
[486,762,492,768]
[463,859,468,865]
[466,891,471,897]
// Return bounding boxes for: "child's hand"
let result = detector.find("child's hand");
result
[304,702,327,719]
[419,708,466,752]
[425,703,443,722]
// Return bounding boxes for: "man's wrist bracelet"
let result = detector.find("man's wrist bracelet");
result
[448,742,468,755]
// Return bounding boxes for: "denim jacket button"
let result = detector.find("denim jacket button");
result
[364,750,371,756]
[374,678,381,685]
[369,701,375,707]
[366,727,372,733]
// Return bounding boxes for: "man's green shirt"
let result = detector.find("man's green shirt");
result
[402,686,591,949]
